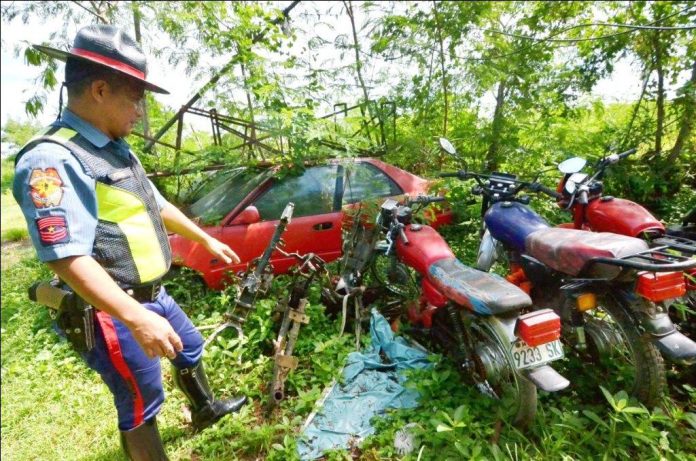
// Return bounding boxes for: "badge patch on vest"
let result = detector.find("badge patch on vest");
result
[29,168,64,208]
[36,215,70,245]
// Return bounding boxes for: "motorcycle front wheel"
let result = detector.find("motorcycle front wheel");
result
[567,291,665,407]
[369,251,419,299]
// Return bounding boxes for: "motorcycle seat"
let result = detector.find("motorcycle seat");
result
[525,228,649,278]
[427,257,532,315]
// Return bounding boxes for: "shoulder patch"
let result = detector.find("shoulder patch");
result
[36,215,70,246]
[29,168,64,208]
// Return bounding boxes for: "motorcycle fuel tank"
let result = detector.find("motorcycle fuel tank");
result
[484,202,549,252]
[396,224,455,276]
[586,197,664,237]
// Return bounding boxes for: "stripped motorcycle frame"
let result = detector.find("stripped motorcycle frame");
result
[203,202,294,346]
[269,249,331,405]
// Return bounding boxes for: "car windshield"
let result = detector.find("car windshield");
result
[187,168,273,224]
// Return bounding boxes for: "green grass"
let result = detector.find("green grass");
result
[1,159,29,243]
[2,242,696,460]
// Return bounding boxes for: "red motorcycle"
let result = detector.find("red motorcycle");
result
[334,195,569,429]
[437,137,696,408]
[555,152,696,324]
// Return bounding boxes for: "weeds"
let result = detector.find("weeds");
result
[2,227,28,242]
[2,252,696,460]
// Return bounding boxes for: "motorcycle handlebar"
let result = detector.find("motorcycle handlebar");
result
[618,148,637,160]
[439,171,466,179]
[601,148,637,168]
[533,183,562,199]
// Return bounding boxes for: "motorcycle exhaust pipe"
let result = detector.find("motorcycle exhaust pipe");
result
[642,313,696,365]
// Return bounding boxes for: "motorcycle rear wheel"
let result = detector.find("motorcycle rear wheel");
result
[431,308,537,429]
[569,292,665,407]
[474,319,537,429]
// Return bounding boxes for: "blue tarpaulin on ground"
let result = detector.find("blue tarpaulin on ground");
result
[297,309,432,460]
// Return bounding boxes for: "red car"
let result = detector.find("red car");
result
[169,158,451,289]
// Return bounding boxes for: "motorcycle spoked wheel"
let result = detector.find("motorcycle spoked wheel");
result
[431,308,537,429]
[368,252,419,299]
[472,320,538,429]
[565,292,665,408]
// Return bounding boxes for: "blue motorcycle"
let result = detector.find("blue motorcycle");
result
[438,138,696,407]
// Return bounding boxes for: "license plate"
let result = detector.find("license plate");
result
[511,339,564,370]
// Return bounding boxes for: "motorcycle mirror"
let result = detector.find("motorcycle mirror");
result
[558,157,587,174]
[565,172,588,194]
[438,137,457,155]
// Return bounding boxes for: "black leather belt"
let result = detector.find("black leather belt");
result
[124,282,162,303]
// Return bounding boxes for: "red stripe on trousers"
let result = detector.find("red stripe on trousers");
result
[95,311,145,427]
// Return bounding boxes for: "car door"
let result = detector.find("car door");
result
[341,160,403,206]
[219,164,343,276]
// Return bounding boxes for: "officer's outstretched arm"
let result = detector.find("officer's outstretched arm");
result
[160,203,240,264]
[47,255,183,359]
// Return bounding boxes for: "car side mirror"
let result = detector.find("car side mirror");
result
[229,206,261,225]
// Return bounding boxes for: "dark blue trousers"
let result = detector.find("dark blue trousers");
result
[82,287,203,430]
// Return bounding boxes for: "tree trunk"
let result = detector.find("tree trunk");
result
[417,50,436,124]
[668,60,696,163]
[622,64,650,148]
[344,0,372,123]
[652,31,665,156]
[432,0,448,136]
[486,80,506,172]
[240,61,260,161]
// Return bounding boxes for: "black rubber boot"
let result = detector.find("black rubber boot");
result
[173,361,247,431]
[120,417,169,461]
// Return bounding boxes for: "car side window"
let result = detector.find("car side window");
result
[253,165,339,220]
[342,162,402,205]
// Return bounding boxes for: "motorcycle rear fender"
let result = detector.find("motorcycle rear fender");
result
[640,311,696,365]
[485,315,569,392]
[522,365,570,392]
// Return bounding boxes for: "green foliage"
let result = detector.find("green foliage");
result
[2,2,696,458]
[1,118,42,148]
[4,242,696,460]
[2,227,29,242]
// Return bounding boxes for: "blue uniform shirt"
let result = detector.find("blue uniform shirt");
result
[13,109,169,262]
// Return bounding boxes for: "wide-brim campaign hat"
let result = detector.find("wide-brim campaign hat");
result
[34,24,169,94]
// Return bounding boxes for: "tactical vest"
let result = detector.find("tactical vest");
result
[17,122,171,287]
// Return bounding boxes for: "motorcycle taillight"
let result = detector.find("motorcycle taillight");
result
[516,309,561,347]
[636,271,686,302]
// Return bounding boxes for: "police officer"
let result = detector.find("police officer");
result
[13,24,247,460]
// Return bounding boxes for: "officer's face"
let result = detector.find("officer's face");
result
[103,80,145,139]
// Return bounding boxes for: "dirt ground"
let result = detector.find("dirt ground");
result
[1,239,34,271]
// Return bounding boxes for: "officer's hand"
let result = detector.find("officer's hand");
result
[130,310,184,359]
[203,236,241,265]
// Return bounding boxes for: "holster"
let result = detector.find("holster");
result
[29,280,96,353]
